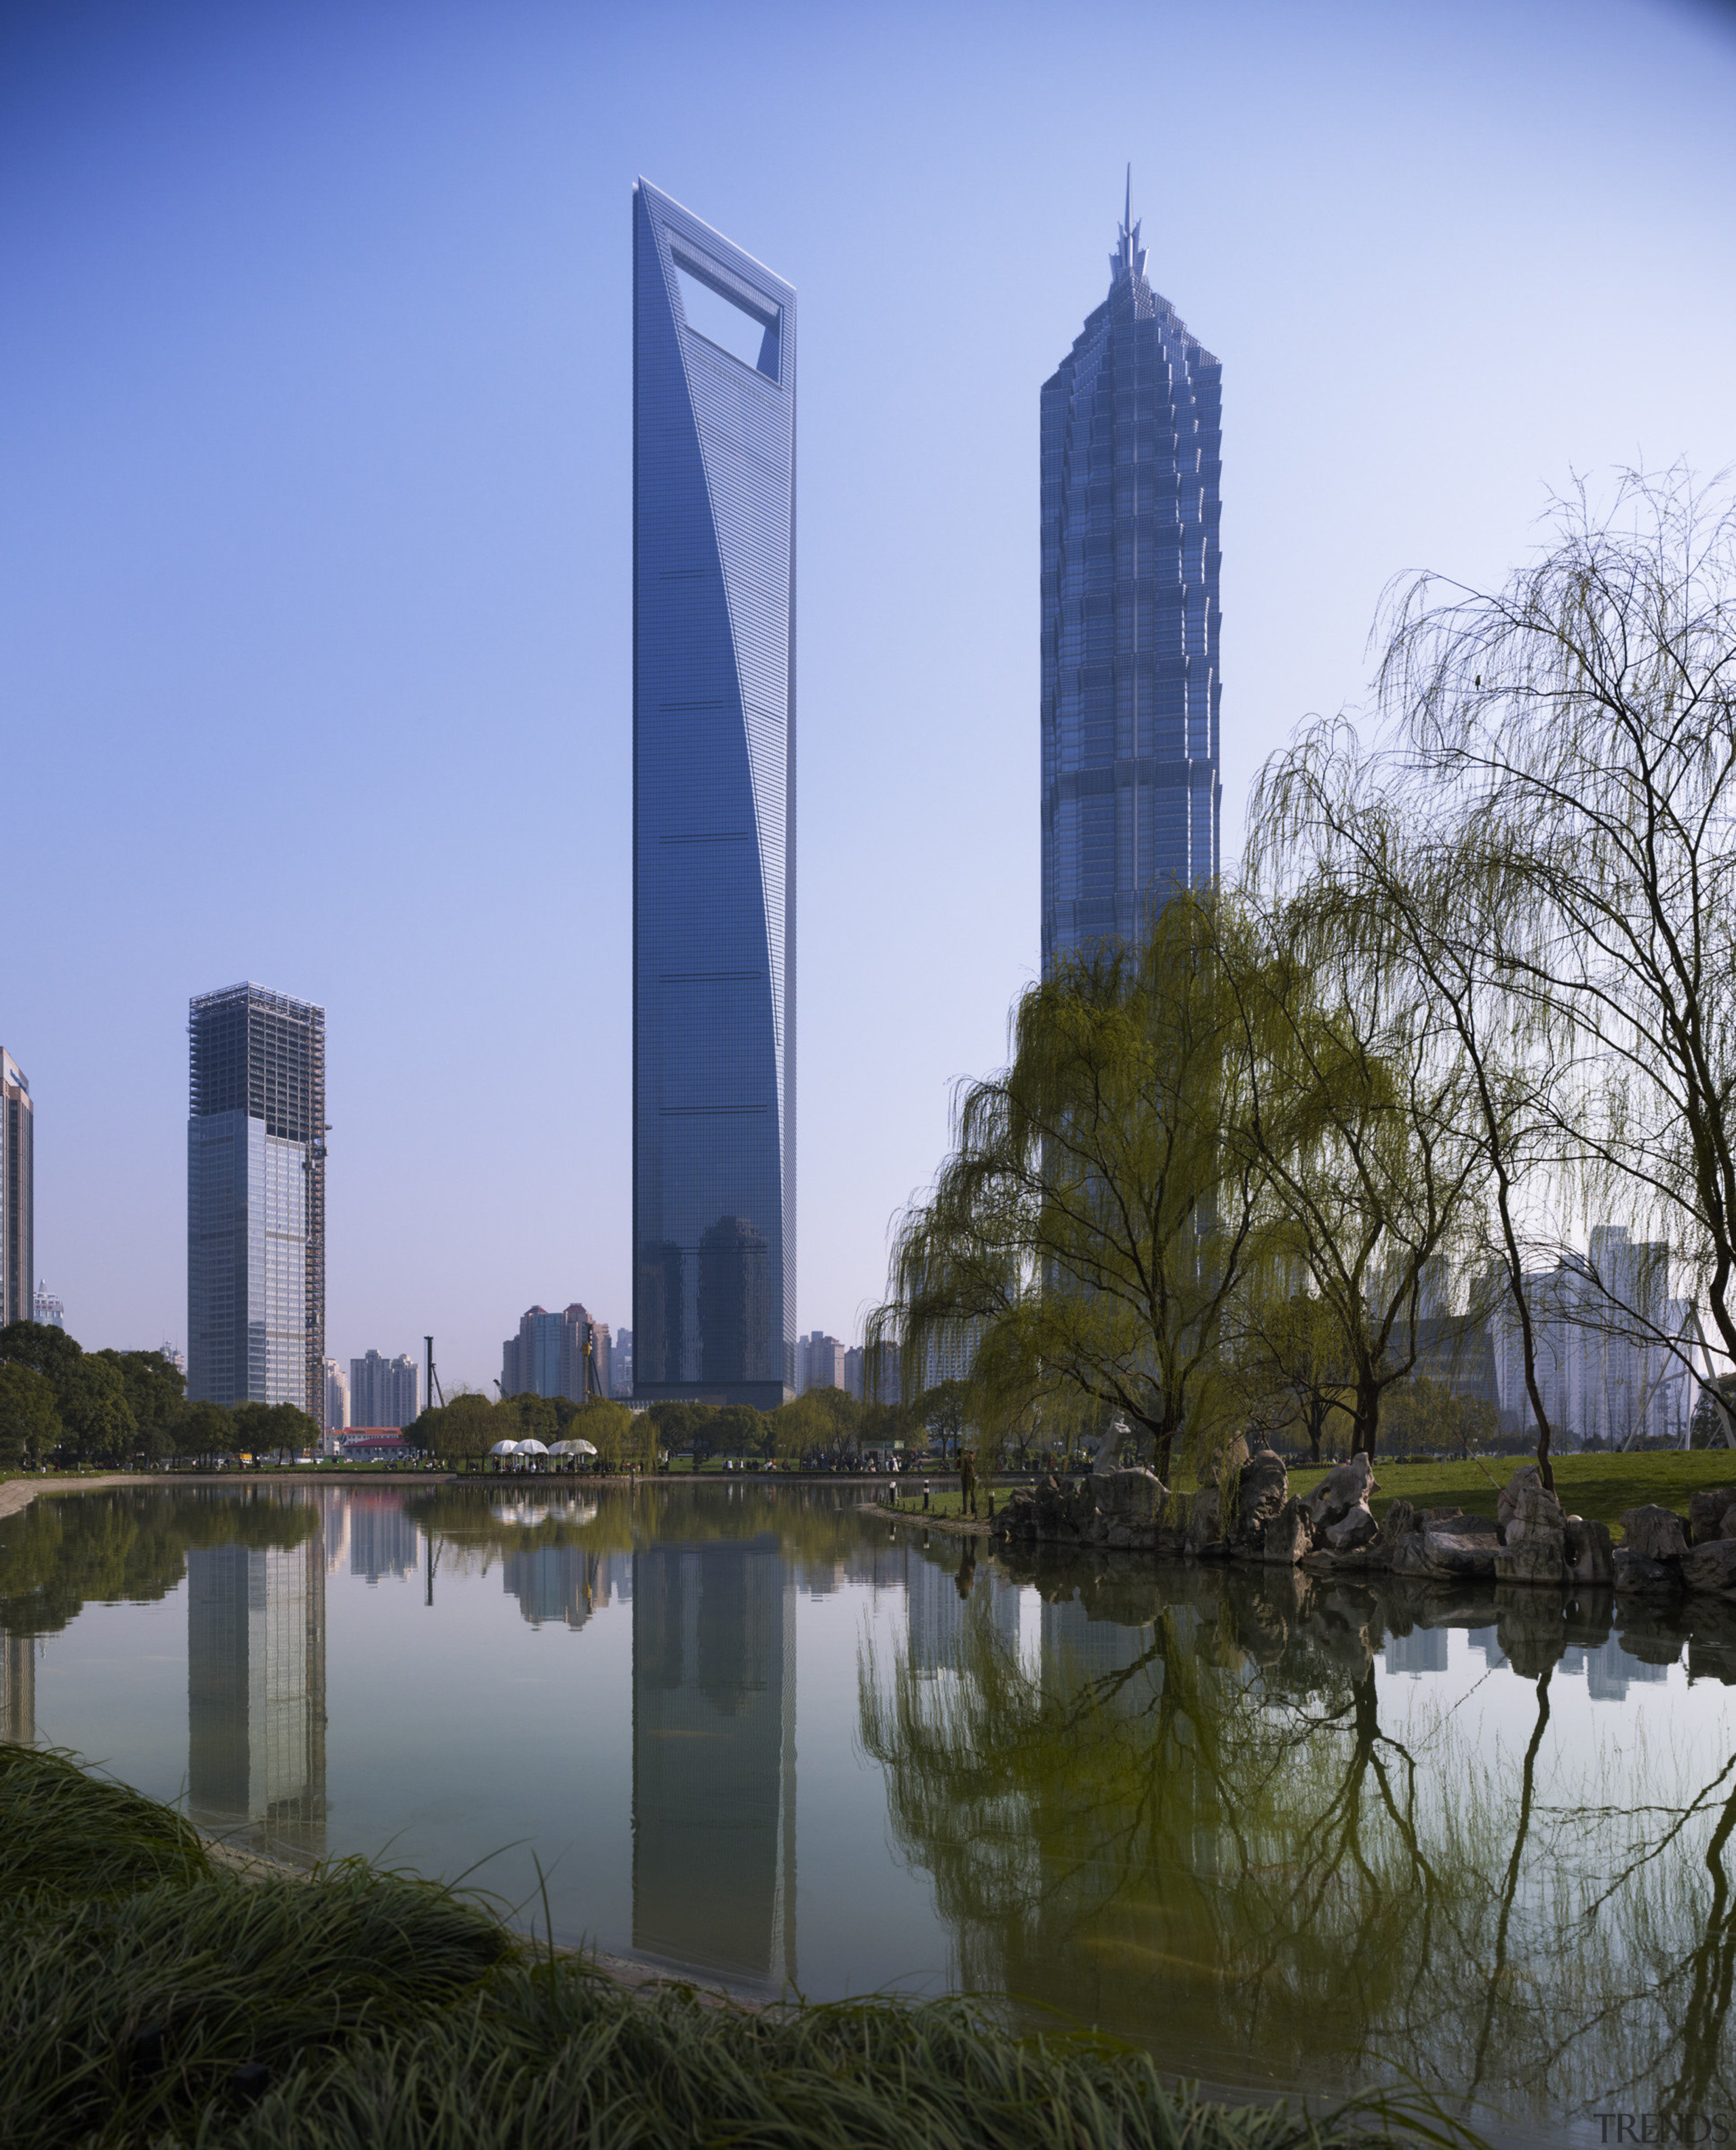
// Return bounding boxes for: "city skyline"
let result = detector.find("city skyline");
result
[5,3,1734,1388]
[631,179,797,1409]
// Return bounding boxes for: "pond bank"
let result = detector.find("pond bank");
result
[0,1740,1423,2150]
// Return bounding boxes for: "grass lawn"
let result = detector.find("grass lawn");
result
[890,1451,1736,1540]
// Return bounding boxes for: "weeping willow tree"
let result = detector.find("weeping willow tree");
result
[1373,467,1736,1394]
[1248,729,1571,1481]
[1222,891,1491,1462]
[866,890,1270,1483]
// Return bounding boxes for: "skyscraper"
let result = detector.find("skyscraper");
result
[1,1049,33,1330]
[632,179,796,1409]
[323,1357,349,1433]
[187,984,327,1415]
[349,1348,419,1429]
[500,1302,610,1403]
[1040,180,1221,970]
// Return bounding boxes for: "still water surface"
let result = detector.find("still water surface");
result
[3,1479,1735,2145]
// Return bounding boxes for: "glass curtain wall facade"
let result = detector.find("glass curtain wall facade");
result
[633,178,796,1408]
[187,983,327,1414]
[1041,187,1221,970]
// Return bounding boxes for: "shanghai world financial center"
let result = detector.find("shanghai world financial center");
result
[1041,189,1221,970]
[632,180,797,1408]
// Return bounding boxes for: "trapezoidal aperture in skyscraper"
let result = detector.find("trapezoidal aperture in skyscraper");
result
[1040,181,1221,971]
[631,180,795,1407]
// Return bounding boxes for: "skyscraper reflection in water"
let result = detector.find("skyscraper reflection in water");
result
[631,1534,795,1987]
[186,1531,327,1858]
[1,1628,35,1743]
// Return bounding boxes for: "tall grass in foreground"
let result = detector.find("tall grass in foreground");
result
[0,1743,1465,2150]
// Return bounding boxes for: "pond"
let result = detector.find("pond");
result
[1,1478,1733,2147]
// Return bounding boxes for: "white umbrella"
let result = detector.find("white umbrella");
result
[488,1439,520,1457]
[516,1439,550,1455]
[550,1438,599,1458]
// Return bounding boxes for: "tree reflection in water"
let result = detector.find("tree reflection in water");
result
[857,1545,1736,2131]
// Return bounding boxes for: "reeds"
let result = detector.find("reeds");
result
[0,1742,1437,2149]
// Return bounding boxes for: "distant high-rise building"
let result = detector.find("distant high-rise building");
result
[186,983,327,1414]
[844,1345,863,1401]
[633,178,796,1409]
[349,1349,418,1430]
[1,1051,34,1331]
[1491,1226,1675,1449]
[323,1358,349,1432]
[1041,179,1221,971]
[35,1287,63,1331]
[501,1304,610,1404]
[159,1340,186,1374]
[613,1327,634,1398]
[796,1331,845,1395]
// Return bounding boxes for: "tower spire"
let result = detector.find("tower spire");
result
[1110,165,1146,288]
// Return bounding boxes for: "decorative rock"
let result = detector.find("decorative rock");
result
[1497,1463,1543,1533]
[1184,1486,1226,1558]
[1306,1453,1377,1532]
[1681,1538,1736,1599]
[1613,1548,1685,1598]
[1097,1467,1166,1522]
[1505,1485,1566,1544]
[1620,1506,1690,1562]
[1564,1517,1614,1588]
[1494,1536,1566,1586]
[1376,1498,1418,1550]
[1689,1487,1736,1544]
[1722,1510,1736,1541]
[1398,1514,1503,1582]
[1232,1450,1289,1550]
[1259,1496,1314,1566]
[1325,1502,1379,1552]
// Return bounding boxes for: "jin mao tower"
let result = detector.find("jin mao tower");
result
[1041,180,1221,968]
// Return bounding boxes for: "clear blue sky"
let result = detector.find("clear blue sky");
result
[4,0,1734,1391]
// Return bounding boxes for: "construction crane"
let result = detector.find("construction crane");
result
[424,1335,446,1412]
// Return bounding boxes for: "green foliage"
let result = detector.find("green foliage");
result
[52,1352,137,1466]
[568,1396,636,1469]
[96,1350,186,1461]
[0,1362,61,1467]
[0,1320,83,1392]
[233,1400,319,1458]
[1377,1376,1497,1459]
[413,1390,498,1462]
[181,1399,237,1458]
[0,1488,317,1640]
[872,891,1272,1483]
